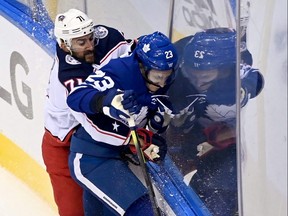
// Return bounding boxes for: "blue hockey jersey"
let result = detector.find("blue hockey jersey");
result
[67,52,157,150]
[168,35,264,129]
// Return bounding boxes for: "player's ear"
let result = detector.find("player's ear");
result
[60,43,70,52]
[58,39,70,52]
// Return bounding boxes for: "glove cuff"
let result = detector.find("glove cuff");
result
[203,122,236,149]
[128,128,166,162]
[90,92,106,113]
[148,120,168,134]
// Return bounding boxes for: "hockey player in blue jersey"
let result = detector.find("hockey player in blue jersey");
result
[42,8,135,216]
[66,31,178,216]
[165,27,264,216]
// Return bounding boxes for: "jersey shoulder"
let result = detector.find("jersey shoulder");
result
[94,24,125,40]
[94,25,126,64]
[100,53,145,91]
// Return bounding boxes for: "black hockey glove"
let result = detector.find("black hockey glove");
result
[129,128,167,162]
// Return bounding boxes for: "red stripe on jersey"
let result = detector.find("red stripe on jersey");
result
[100,41,129,64]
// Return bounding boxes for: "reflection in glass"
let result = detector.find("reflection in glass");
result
[165,25,264,215]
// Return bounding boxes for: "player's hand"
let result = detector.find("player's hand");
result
[171,99,196,133]
[203,122,236,150]
[137,93,169,110]
[129,128,167,162]
[121,90,141,114]
[102,89,141,122]
[148,97,174,133]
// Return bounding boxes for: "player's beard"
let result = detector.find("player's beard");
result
[84,51,94,63]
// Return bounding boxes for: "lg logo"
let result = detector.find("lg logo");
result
[0,51,33,119]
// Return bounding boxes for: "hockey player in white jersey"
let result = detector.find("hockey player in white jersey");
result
[42,8,134,216]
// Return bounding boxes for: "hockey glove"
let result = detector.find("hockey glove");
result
[171,98,197,133]
[137,93,170,111]
[102,89,141,122]
[240,64,264,105]
[129,128,167,162]
[196,123,236,157]
[148,97,174,133]
[203,122,236,150]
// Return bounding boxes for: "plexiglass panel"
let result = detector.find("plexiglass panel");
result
[240,0,287,215]
[167,1,240,215]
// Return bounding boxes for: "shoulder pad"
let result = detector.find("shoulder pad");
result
[94,25,109,39]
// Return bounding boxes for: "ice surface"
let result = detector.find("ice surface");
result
[0,167,57,216]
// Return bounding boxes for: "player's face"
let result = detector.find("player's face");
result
[185,68,219,92]
[70,33,95,63]
[146,69,173,93]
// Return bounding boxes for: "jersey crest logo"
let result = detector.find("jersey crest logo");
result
[94,26,109,39]
[65,55,81,65]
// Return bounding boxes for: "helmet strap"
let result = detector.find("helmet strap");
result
[68,48,73,56]
[139,64,162,88]
[60,40,73,55]
[65,39,73,54]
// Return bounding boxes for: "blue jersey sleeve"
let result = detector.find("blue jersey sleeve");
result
[67,70,114,114]
[67,53,150,116]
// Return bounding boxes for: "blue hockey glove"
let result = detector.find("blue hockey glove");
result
[240,64,264,105]
[129,128,167,162]
[102,89,141,122]
[121,90,142,114]
[148,97,174,133]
